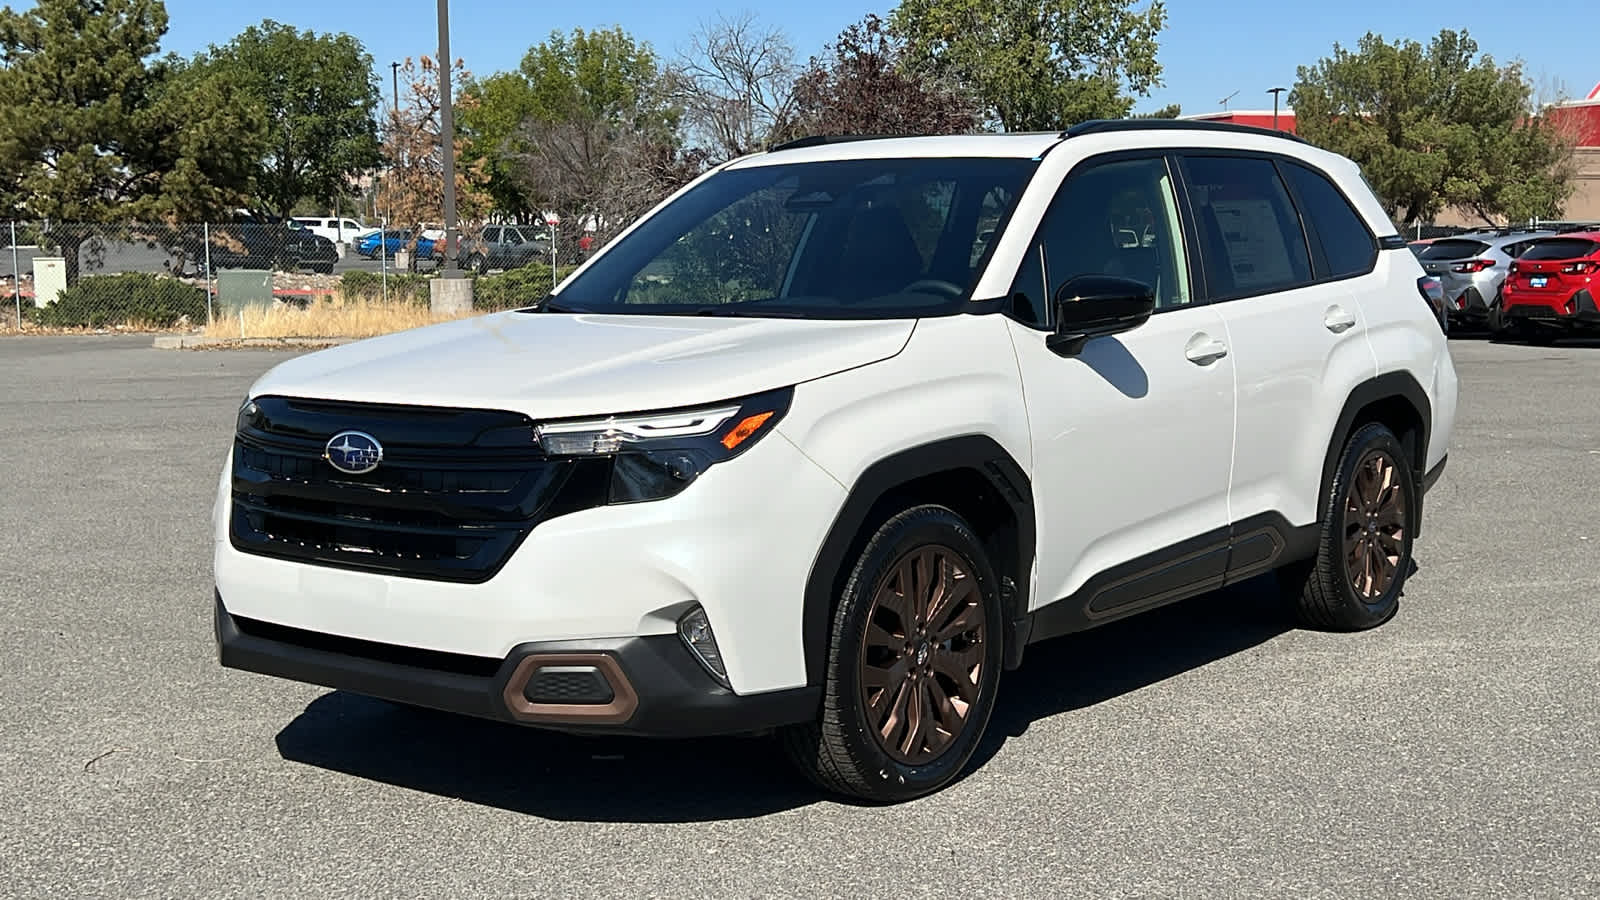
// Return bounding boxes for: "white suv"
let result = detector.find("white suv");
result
[213,120,1457,802]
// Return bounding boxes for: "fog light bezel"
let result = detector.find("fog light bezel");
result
[677,606,730,688]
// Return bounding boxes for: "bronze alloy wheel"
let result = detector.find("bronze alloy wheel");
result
[858,545,988,766]
[1344,448,1409,599]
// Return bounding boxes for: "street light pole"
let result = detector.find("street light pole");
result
[390,61,400,114]
[437,0,460,278]
[1268,87,1287,130]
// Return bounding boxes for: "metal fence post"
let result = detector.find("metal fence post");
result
[380,214,389,304]
[203,222,214,324]
[10,221,20,330]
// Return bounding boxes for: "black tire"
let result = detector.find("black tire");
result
[780,505,1005,803]
[1280,422,1417,631]
[1486,290,1506,337]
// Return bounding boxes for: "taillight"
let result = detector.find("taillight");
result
[1509,261,1520,274]
[1417,276,1446,331]
[1560,261,1598,275]
[1451,258,1495,273]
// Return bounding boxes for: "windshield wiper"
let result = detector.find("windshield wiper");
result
[534,296,588,314]
[687,305,808,318]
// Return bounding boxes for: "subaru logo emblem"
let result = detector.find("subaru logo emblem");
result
[325,430,384,475]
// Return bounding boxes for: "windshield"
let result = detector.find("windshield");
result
[536,157,1039,318]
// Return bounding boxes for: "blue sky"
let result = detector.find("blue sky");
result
[157,0,1599,116]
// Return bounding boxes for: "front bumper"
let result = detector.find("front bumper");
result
[216,591,820,736]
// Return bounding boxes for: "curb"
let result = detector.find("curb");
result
[152,335,355,350]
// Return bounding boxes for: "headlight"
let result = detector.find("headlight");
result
[534,387,792,503]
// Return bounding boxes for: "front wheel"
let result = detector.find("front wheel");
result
[780,505,1004,803]
[1280,422,1416,631]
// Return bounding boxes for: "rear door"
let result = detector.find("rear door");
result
[1176,152,1378,547]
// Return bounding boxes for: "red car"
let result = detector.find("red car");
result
[1500,231,1600,342]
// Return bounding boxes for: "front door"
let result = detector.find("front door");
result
[1005,154,1237,618]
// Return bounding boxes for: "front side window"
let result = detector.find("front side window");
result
[1010,156,1194,328]
[538,157,1039,318]
[1182,155,1312,299]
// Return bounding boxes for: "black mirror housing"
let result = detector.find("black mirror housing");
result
[1045,275,1157,357]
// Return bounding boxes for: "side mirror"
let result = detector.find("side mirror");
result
[1045,275,1157,357]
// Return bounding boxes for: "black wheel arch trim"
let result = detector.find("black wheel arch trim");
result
[800,434,1036,686]
[1318,371,1432,526]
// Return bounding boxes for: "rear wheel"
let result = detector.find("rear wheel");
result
[781,505,1004,802]
[1486,290,1506,337]
[1280,423,1416,631]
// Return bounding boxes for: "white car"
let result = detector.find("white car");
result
[291,216,369,246]
[213,120,1457,802]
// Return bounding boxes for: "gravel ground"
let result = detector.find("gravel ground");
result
[1,335,1596,899]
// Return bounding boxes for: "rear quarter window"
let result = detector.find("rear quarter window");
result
[1281,161,1377,278]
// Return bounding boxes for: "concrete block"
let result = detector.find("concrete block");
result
[430,276,474,315]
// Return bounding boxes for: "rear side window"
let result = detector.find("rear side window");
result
[1282,162,1375,278]
[1418,239,1489,260]
[1182,155,1312,298]
[1519,238,1598,260]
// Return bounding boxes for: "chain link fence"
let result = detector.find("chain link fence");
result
[2,220,594,336]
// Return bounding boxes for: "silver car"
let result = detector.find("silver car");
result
[1413,229,1555,330]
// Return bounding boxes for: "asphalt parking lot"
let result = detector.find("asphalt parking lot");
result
[2,335,1596,898]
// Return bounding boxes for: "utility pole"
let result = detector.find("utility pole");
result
[438,0,459,278]
[429,0,473,312]
[1268,87,1287,130]
[390,61,401,114]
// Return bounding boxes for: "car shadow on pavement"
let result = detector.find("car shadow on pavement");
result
[274,573,1293,821]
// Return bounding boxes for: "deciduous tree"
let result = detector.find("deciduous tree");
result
[783,14,981,139]
[377,56,490,267]
[1291,29,1576,225]
[888,0,1168,132]
[670,12,797,161]
[194,20,382,221]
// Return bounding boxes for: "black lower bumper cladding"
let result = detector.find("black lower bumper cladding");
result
[214,591,820,737]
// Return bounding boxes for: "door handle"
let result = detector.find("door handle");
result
[1325,305,1358,333]
[1185,333,1229,365]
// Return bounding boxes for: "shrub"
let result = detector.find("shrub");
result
[473,264,579,311]
[34,273,208,328]
[339,270,431,305]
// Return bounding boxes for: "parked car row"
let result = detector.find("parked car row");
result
[1409,225,1600,342]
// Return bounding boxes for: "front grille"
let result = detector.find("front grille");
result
[229,395,609,582]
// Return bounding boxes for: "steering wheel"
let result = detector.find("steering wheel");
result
[900,278,964,298]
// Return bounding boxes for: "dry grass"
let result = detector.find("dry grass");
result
[202,296,478,340]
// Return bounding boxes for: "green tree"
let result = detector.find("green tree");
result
[195,20,382,220]
[1134,103,1181,118]
[458,71,541,220]
[505,27,694,244]
[0,0,263,282]
[888,0,1168,132]
[1291,29,1576,225]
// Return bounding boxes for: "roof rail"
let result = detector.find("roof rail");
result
[765,134,902,153]
[1061,118,1310,144]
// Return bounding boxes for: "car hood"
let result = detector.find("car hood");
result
[247,310,916,418]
